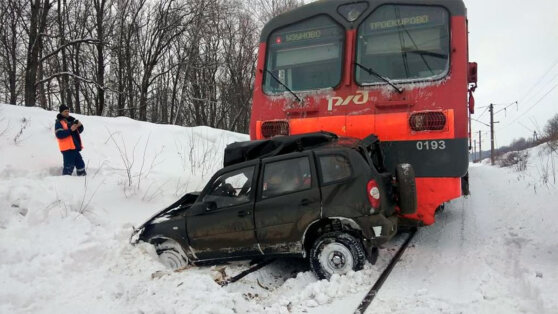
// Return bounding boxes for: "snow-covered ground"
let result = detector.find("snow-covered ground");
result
[1,103,557,313]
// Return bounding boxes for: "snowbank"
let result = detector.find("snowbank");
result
[1,103,557,313]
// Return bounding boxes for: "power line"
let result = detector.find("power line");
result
[494,101,518,115]
[471,117,489,127]
[509,83,558,124]
[518,58,558,104]
[477,106,490,119]
[517,121,533,133]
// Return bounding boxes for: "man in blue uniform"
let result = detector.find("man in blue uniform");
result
[54,105,86,176]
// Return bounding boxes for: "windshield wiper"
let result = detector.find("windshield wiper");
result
[354,62,403,94]
[265,69,302,102]
[405,49,447,59]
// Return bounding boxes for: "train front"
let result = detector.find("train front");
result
[250,0,477,226]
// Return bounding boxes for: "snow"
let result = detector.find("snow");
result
[1,103,557,313]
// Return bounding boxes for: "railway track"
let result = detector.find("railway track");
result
[220,229,417,313]
[355,229,417,313]
[218,258,276,287]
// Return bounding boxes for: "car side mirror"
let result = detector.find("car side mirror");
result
[205,201,217,211]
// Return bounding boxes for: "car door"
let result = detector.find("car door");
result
[317,150,367,218]
[254,152,321,254]
[185,161,260,260]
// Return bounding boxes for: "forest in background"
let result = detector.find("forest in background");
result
[0,0,302,133]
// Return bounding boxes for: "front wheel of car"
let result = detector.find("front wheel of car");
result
[309,232,365,280]
[155,239,189,270]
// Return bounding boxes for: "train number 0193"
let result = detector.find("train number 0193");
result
[416,140,446,151]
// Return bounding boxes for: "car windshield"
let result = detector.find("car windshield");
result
[264,15,344,93]
[356,5,450,84]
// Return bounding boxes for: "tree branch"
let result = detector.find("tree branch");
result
[34,72,124,97]
[39,38,102,63]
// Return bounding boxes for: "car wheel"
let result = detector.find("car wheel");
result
[310,232,365,280]
[155,239,189,270]
[395,163,417,215]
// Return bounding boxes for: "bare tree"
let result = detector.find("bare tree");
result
[219,4,258,132]
[544,113,558,143]
[5,0,304,133]
[135,0,198,121]
[0,0,25,105]
[24,0,52,107]
[93,0,111,115]
[248,0,303,27]
[55,0,72,108]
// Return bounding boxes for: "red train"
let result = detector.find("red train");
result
[250,0,478,226]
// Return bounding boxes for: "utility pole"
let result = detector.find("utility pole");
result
[490,103,495,165]
[478,130,482,161]
[473,139,477,162]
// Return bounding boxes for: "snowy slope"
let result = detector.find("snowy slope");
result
[1,103,557,313]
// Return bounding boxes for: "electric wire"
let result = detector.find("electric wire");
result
[518,58,558,104]
[504,83,558,128]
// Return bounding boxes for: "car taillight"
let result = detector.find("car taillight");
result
[261,120,289,138]
[409,111,446,131]
[367,179,381,209]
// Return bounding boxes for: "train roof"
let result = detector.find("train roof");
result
[260,0,466,42]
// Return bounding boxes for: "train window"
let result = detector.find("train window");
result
[264,15,344,94]
[356,5,450,85]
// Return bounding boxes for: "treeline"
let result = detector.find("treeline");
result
[473,113,558,161]
[497,113,558,154]
[0,0,302,133]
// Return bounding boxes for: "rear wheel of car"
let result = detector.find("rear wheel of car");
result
[395,163,417,215]
[309,232,365,280]
[155,239,189,270]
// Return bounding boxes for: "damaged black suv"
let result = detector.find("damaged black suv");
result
[131,132,416,279]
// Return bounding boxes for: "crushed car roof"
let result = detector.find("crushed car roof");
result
[224,132,343,167]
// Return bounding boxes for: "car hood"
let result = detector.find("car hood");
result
[130,192,199,244]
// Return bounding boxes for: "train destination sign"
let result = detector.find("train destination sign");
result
[369,15,430,31]
[285,30,321,42]
[275,26,341,45]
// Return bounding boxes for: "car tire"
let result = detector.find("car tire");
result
[155,239,189,270]
[395,163,417,215]
[309,232,366,280]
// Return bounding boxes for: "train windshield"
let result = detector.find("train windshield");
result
[264,15,344,94]
[356,5,450,85]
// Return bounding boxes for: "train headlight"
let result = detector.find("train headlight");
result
[261,120,289,138]
[409,111,447,131]
[338,2,368,22]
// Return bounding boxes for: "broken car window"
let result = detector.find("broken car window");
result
[203,166,255,208]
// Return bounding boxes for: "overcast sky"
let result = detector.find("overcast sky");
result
[304,0,558,147]
[467,0,558,147]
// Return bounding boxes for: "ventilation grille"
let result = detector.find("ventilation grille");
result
[261,120,289,138]
[409,112,446,131]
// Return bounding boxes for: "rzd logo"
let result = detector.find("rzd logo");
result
[327,91,368,111]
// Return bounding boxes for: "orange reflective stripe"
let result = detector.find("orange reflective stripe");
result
[286,110,455,141]
[56,120,76,152]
